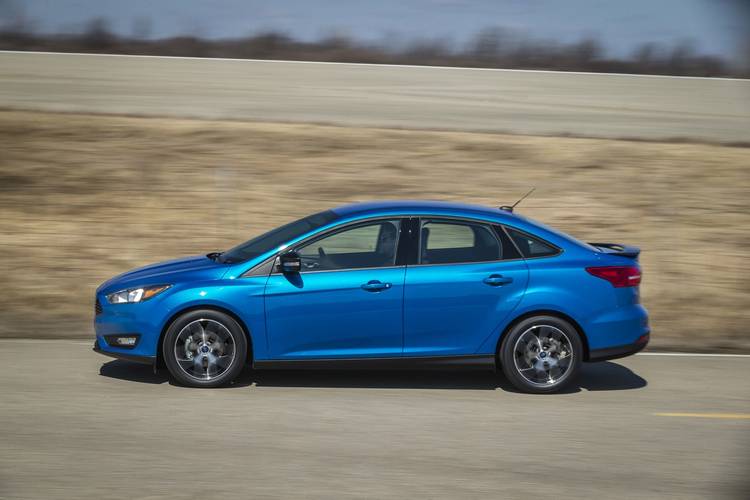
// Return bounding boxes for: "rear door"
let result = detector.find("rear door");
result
[403,218,529,356]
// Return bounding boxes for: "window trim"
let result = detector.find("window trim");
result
[415,217,507,266]
[500,225,563,260]
[242,256,276,277]
[268,216,408,275]
[242,214,564,277]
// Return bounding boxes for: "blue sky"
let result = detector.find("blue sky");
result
[3,0,748,60]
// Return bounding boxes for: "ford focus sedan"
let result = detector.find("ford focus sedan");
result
[94,200,649,393]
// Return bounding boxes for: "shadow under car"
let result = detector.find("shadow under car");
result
[98,359,647,393]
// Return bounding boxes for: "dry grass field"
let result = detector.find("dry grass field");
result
[1,110,748,351]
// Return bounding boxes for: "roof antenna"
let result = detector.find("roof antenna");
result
[500,187,535,213]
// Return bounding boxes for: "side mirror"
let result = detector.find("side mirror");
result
[278,251,301,273]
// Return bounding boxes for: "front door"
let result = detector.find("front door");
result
[264,219,406,359]
[403,218,529,356]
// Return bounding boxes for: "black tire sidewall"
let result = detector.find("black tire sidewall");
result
[163,309,248,388]
[499,315,583,394]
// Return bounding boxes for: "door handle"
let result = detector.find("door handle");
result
[483,274,513,286]
[361,280,392,292]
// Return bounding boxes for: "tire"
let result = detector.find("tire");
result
[163,309,248,388]
[499,315,583,394]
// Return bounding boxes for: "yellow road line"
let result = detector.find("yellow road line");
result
[654,413,750,420]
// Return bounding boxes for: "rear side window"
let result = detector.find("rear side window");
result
[505,227,559,258]
[420,220,501,264]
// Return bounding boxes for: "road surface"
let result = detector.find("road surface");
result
[1,51,748,142]
[0,340,748,499]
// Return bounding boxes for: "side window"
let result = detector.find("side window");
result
[420,220,501,264]
[505,227,559,258]
[297,220,401,271]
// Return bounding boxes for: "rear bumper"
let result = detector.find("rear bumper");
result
[93,339,155,365]
[588,332,650,362]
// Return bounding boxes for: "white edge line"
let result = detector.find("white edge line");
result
[0,49,747,82]
[637,352,750,358]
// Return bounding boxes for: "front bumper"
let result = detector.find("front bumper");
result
[588,332,650,362]
[94,291,165,359]
[93,338,156,365]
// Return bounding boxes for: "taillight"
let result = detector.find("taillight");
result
[586,266,641,287]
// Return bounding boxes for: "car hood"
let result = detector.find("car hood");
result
[97,255,228,294]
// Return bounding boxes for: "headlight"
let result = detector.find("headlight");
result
[106,285,171,304]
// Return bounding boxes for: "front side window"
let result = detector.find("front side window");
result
[297,220,401,271]
[420,220,501,264]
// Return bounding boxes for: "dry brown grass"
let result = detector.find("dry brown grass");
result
[1,110,748,351]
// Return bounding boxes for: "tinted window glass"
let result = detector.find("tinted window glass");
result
[420,221,501,264]
[493,226,522,260]
[220,211,338,263]
[506,228,559,258]
[297,220,401,271]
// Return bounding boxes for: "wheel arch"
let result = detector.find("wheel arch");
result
[495,309,590,363]
[156,304,255,370]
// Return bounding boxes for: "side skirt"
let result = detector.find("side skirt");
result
[254,355,496,371]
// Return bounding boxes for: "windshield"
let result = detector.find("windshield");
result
[219,210,339,263]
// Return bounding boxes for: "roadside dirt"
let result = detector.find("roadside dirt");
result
[1,110,748,351]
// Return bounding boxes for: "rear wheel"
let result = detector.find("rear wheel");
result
[163,309,248,388]
[499,315,582,394]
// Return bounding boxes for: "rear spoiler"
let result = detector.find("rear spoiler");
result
[589,242,641,259]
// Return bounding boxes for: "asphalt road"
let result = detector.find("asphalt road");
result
[1,51,749,142]
[0,340,748,499]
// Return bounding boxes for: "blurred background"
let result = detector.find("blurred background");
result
[2,0,750,76]
[1,0,748,350]
[1,2,750,500]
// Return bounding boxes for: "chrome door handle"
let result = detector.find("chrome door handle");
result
[483,274,513,286]
[361,280,392,292]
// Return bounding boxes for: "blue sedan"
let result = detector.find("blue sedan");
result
[94,200,649,393]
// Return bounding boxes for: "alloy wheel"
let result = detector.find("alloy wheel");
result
[173,319,237,381]
[513,324,573,387]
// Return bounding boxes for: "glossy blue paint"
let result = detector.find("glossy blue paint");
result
[264,267,405,358]
[403,260,528,356]
[94,200,649,365]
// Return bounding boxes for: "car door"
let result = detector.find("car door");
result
[264,218,406,359]
[403,218,529,356]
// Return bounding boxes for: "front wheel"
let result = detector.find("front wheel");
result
[163,309,248,388]
[499,315,582,394]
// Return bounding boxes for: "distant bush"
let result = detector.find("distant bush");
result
[0,22,743,78]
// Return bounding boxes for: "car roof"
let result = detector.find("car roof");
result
[329,200,594,257]
[332,200,518,222]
